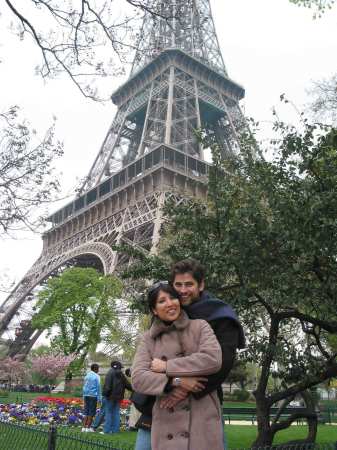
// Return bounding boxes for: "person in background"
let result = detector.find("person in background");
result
[82,363,101,432]
[101,360,132,434]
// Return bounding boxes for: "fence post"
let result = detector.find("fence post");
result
[47,423,57,450]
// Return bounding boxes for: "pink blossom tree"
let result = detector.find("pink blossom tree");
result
[30,354,75,384]
[0,357,26,385]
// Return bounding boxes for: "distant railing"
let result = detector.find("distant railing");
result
[222,406,337,425]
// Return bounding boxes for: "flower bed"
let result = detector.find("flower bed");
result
[0,397,84,426]
[0,397,131,428]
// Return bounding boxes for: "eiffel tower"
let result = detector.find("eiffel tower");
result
[0,0,246,358]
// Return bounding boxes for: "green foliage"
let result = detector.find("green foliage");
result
[71,386,83,398]
[32,267,123,370]
[226,359,252,390]
[233,389,251,402]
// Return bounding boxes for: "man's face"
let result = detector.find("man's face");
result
[173,273,204,306]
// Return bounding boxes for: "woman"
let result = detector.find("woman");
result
[131,282,224,450]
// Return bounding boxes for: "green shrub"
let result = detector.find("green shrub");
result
[233,389,250,401]
[71,386,83,398]
[0,389,9,398]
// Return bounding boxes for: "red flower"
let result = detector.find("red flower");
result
[119,399,131,409]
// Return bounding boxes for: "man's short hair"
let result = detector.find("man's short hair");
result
[91,363,99,372]
[170,259,205,285]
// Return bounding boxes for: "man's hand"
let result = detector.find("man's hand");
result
[160,387,188,409]
[178,376,207,392]
[151,358,167,373]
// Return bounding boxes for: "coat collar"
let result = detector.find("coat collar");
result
[150,310,190,339]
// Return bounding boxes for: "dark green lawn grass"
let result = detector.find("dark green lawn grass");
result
[0,391,79,404]
[59,425,337,449]
[1,422,337,449]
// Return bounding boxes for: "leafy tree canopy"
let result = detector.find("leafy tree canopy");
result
[32,267,123,371]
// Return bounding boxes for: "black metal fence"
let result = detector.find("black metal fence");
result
[0,420,336,450]
[0,421,133,450]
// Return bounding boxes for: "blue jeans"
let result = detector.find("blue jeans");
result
[135,428,152,450]
[103,400,120,433]
[222,413,227,450]
[92,397,106,429]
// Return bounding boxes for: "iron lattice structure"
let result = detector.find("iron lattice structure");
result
[0,0,248,357]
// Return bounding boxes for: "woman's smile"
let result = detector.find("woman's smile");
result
[153,290,181,322]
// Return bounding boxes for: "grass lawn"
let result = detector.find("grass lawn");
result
[1,422,337,449]
[0,391,79,404]
[52,425,337,448]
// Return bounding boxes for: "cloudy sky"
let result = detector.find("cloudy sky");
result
[0,0,336,303]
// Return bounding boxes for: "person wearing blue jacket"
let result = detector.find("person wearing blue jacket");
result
[82,363,102,432]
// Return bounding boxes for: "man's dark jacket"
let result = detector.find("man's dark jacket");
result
[103,367,132,401]
[184,290,245,402]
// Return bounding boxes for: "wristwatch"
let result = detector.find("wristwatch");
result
[173,377,181,387]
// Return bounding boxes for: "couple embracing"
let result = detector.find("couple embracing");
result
[131,259,245,450]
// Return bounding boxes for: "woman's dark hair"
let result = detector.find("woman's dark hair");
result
[147,281,181,313]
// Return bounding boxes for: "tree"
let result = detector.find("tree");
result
[290,0,336,13]
[101,310,139,362]
[308,74,337,125]
[32,267,123,375]
[226,359,251,392]
[2,0,191,100]
[122,118,337,446]
[0,356,26,384]
[30,353,75,384]
[0,106,63,236]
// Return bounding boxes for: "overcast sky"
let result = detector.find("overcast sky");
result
[0,0,336,303]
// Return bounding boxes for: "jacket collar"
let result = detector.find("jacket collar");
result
[150,310,189,339]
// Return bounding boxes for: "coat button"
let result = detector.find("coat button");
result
[167,433,173,440]
[161,355,168,361]
[181,431,189,438]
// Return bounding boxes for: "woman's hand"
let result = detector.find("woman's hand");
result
[151,358,167,373]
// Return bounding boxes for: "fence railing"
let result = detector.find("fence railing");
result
[1,419,337,450]
[0,420,133,450]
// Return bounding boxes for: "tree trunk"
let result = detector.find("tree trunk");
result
[64,369,73,393]
[252,400,275,448]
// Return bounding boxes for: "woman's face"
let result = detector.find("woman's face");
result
[152,289,181,322]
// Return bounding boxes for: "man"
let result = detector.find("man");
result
[168,259,245,406]
[101,360,132,434]
[134,258,245,450]
[82,363,101,432]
